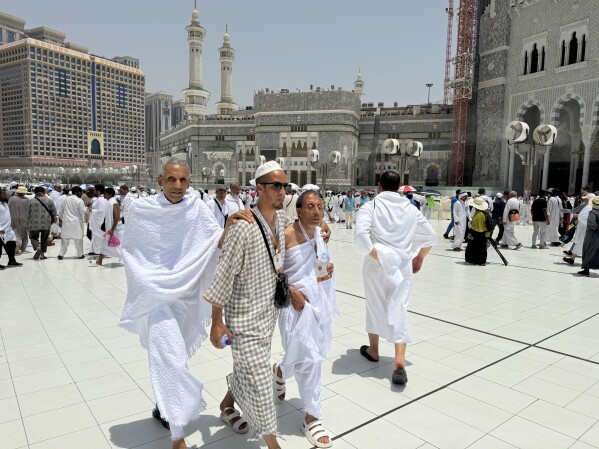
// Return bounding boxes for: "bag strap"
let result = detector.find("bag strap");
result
[214,198,226,216]
[252,211,277,274]
[35,197,53,217]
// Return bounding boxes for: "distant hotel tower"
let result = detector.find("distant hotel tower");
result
[0,10,145,175]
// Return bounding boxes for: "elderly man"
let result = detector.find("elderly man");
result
[1,187,23,268]
[207,185,229,228]
[225,182,245,215]
[8,186,30,254]
[29,186,57,260]
[355,171,436,385]
[500,191,522,250]
[274,189,337,448]
[119,158,249,449]
[58,186,86,260]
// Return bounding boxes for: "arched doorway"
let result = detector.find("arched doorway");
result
[425,165,440,186]
[90,139,101,155]
[550,99,583,194]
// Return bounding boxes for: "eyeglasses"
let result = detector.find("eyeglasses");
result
[260,182,290,191]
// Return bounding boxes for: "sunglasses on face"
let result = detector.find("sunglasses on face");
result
[260,182,290,191]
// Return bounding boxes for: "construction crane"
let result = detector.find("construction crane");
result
[448,0,477,186]
[443,1,454,105]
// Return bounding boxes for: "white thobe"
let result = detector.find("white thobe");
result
[571,205,591,256]
[225,194,244,215]
[119,193,222,440]
[0,203,16,243]
[546,196,562,242]
[100,197,124,258]
[59,195,86,257]
[279,229,337,418]
[355,192,437,343]
[50,192,64,234]
[89,197,107,254]
[452,200,467,248]
[501,197,521,246]
[207,198,229,228]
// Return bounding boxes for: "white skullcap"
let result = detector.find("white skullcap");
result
[459,192,468,199]
[496,192,503,198]
[254,160,283,180]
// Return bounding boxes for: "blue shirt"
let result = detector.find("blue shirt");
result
[360,196,369,206]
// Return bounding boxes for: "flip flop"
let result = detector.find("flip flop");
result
[359,345,379,362]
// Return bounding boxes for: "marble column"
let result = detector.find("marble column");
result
[542,146,551,190]
[568,131,581,194]
[581,129,592,188]
[507,145,515,190]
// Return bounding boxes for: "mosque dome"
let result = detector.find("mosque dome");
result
[192,9,200,21]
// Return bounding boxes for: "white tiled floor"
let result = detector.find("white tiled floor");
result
[1,219,599,448]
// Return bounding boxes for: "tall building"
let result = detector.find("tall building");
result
[145,91,173,153]
[183,3,210,117]
[474,0,599,193]
[0,10,145,177]
[215,25,238,115]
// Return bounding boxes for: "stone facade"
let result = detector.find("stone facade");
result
[474,0,599,193]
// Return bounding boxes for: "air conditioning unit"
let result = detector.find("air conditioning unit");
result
[202,167,212,176]
[308,149,319,163]
[255,155,266,165]
[407,141,423,157]
[330,151,341,163]
[275,157,285,166]
[382,139,400,155]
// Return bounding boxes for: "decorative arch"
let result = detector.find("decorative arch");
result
[550,92,586,128]
[515,99,546,124]
[424,162,442,186]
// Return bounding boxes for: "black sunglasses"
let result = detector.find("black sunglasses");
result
[260,182,290,191]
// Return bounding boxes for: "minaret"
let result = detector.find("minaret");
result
[354,68,364,98]
[183,0,210,117]
[215,25,239,115]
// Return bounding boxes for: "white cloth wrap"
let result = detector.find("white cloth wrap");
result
[119,192,222,357]
[59,196,86,239]
[355,191,437,343]
[571,205,591,256]
[89,197,107,237]
[0,203,16,242]
[100,197,124,258]
[546,196,562,242]
[279,228,338,368]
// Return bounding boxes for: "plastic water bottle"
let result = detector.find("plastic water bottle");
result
[220,335,232,348]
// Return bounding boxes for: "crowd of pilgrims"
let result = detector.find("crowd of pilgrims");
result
[434,186,599,274]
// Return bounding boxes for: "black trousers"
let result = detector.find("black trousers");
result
[30,229,51,253]
[0,239,17,264]
[493,222,504,242]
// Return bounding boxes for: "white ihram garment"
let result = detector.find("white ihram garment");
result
[571,205,591,256]
[279,228,338,418]
[119,193,221,440]
[59,195,86,257]
[50,193,64,235]
[89,197,107,254]
[355,192,436,343]
[0,203,16,242]
[100,197,124,258]
[225,193,245,215]
[501,197,521,246]
[452,200,467,248]
[546,196,562,242]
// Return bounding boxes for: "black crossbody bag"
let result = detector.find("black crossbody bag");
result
[253,213,291,309]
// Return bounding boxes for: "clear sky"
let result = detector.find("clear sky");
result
[6,0,450,112]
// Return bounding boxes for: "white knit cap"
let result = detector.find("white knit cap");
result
[254,160,283,180]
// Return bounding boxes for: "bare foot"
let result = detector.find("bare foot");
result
[172,439,186,449]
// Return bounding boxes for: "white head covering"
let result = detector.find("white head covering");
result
[459,192,468,199]
[254,160,282,179]
[496,192,503,198]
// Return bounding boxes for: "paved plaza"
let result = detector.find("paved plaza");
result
[1,219,599,449]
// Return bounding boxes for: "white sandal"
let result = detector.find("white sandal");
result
[272,363,286,401]
[220,407,249,434]
[301,419,333,448]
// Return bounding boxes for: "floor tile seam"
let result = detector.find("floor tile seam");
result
[578,424,599,448]
[374,416,435,446]
[329,344,533,443]
[510,410,591,442]
[464,432,518,449]
[336,289,599,368]
[27,422,101,446]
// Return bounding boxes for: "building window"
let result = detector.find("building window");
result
[7,31,14,43]
[116,83,127,108]
[559,22,588,67]
[56,68,69,97]
[291,125,307,132]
